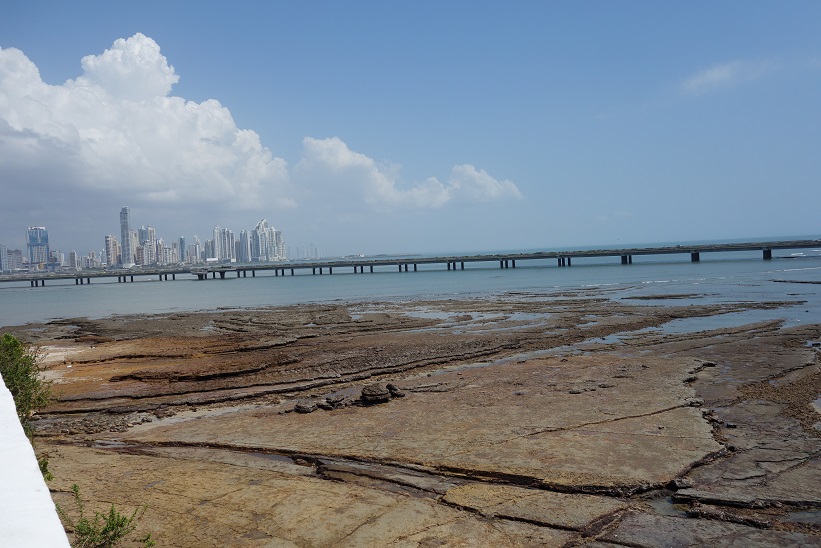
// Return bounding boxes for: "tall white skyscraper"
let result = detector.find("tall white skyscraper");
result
[104,235,120,267]
[119,207,134,266]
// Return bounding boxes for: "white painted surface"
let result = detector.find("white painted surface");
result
[0,375,70,547]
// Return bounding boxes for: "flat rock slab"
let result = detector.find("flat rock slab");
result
[442,483,627,530]
[46,443,573,548]
[602,512,819,548]
[128,354,721,491]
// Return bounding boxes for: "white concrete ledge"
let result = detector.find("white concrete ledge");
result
[0,374,70,547]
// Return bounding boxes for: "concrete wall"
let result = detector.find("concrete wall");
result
[0,375,70,547]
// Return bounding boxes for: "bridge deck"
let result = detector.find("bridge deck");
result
[2,239,819,285]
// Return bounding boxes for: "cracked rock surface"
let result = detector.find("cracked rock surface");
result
[12,291,820,546]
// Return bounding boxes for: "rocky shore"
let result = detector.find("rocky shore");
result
[8,289,820,546]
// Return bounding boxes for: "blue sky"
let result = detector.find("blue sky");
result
[1,2,819,257]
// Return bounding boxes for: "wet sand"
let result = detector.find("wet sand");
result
[9,289,820,546]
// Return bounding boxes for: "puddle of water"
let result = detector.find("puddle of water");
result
[93,440,129,448]
[250,452,298,465]
[658,308,791,335]
[648,496,690,517]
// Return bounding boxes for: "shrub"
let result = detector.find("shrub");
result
[0,333,51,436]
[57,484,155,548]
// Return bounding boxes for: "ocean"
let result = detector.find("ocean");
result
[1,245,820,330]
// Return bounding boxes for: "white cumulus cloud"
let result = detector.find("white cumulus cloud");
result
[0,32,520,252]
[681,60,772,94]
[296,136,521,211]
[0,33,291,211]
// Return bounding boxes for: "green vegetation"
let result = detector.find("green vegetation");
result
[0,332,53,479]
[57,484,155,548]
[0,333,51,438]
[1,334,153,545]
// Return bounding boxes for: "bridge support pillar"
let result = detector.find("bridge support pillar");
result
[403,264,408,272]
[75,279,79,285]
[130,275,134,282]
[219,272,226,279]
[329,267,333,274]
[691,252,700,262]
[291,269,294,276]
[567,257,572,267]
[370,265,373,273]
[447,262,451,271]
[621,255,628,265]
[763,249,772,260]
[237,271,241,278]
[414,264,417,272]
[312,268,316,275]
[512,260,516,268]
[87,277,90,284]
[252,270,256,277]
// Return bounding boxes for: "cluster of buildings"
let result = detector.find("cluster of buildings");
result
[0,207,294,273]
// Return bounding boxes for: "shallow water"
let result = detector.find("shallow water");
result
[1,250,820,330]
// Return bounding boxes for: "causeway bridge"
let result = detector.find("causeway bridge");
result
[4,239,819,287]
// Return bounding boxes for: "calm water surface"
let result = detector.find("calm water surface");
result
[1,248,820,329]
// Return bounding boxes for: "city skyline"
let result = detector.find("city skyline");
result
[0,207,298,272]
[1,4,820,256]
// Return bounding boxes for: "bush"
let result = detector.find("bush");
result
[0,333,51,437]
[57,484,155,548]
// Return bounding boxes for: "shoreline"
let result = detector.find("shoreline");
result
[8,290,821,546]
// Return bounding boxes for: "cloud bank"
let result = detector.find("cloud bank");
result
[296,137,521,211]
[681,60,772,94]
[0,33,521,250]
[0,33,292,210]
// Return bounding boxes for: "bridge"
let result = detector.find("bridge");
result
[3,239,819,287]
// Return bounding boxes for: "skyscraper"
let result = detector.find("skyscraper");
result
[119,207,134,266]
[104,235,120,267]
[0,243,7,273]
[26,226,49,266]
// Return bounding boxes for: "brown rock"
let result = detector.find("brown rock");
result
[361,384,391,405]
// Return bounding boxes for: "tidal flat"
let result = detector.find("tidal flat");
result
[11,288,821,547]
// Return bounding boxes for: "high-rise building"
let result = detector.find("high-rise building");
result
[189,236,202,264]
[26,226,49,266]
[0,243,7,272]
[237,231,251,263]
[7,249,23,270]
[212,226,236,262]
[119,207,134,266]
[104,235,120,268]
[178,237,186,264]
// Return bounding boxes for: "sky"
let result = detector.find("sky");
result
[1,2,819,258]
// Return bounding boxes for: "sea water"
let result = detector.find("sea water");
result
[0,246,820,329]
